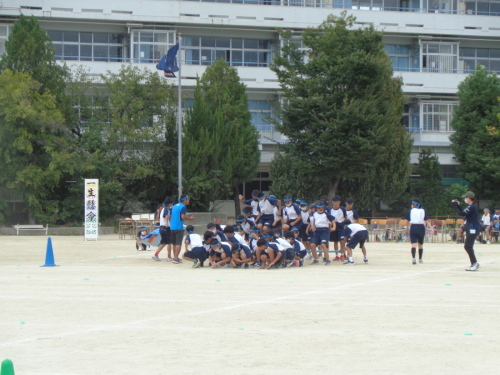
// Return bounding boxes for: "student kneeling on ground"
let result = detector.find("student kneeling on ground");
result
[255,238,284,270]
[230,243,252,268]
[182,226,211,268]
[208,239,232,269]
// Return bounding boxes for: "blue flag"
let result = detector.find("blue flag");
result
[156,43,179,78]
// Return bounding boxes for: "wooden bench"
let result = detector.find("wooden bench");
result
[13,224,48,236]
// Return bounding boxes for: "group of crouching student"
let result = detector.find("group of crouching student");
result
[182,191,369,269]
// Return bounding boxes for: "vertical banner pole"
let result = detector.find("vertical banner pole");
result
[84,179,99,241]
[177,34,183,198]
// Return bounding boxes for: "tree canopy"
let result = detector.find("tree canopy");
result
[270,13,412,209]
[450,66,500,200]
[183,59,260,213]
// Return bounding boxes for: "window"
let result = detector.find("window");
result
[422,42,458,73]
[466,0,500,15]
[132,30,176,63]
[422,102,457,132]
[248,100,276,131]
[460,48,500,73]
[47,31,125,62]
[183,36,274,67]
[385,45,419,72]
[402,103,420,132]
[0,25,12,56]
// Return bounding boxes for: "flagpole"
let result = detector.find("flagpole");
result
[177,33,183,198]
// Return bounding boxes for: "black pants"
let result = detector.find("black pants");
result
[464,231,478,265]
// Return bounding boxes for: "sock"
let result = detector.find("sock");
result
[154,251,159,256]
[411,247,416,258]
[419,248,423,259]
[349,257,353,262]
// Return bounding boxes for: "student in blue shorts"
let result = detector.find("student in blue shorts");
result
[255,238,284,269]
[230,243,253,268]
[309,200,336,265]
[152,197,173,261]
[404,198,429,265]
[299,201,312,250]
[255,192,279,232]
[343,220,369,265]
[182,226,209,268]
[284,231,307,267]
[270,229,295,268]
[208,239,232,268]
[328,195,349,262]
[281,194,303,232]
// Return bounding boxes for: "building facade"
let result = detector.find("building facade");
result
[1,0,499,195]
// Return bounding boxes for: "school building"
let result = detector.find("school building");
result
[1,0,499,198]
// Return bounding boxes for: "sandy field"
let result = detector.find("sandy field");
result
[0,235,499,375]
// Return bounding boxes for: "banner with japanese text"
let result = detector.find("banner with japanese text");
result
[84,179,99,240]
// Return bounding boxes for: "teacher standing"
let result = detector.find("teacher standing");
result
[452,191,480,271]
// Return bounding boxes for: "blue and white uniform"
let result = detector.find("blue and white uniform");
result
[346,208,359,223]
[328,206,348,242]
[184,233,207,260]
[290,238,307,259]
[244,198,260,216]
[344,223,369,249]
[282,203,303,229]
[257,197,278,227]
[159,206,172,245]
[310,211,334,245]
[404,207,428,244]
[209,242,232,258]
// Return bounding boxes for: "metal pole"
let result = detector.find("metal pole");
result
[177,34,183,198]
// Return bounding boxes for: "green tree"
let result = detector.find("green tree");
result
[0,14,70,119]
[63,65,178,220]
[270,13,412,208]
[450,66,500,200]
[183,59,260,214]
[0,70,70,222]
[411,148,446,216]
[269,152,327,204]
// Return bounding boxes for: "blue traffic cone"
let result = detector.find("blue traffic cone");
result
[40,237,59,267]
[1,359,15,375]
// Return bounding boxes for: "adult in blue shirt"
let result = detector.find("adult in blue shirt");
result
[170,194,195,264]
[452,191,480,271]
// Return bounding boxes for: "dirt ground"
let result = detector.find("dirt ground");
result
[0,235,499,375]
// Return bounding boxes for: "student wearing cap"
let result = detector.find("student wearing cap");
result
[404,198,429,264]
[328,195,349,261]
[255,192,279,231]
[309,200,336,265]
[452,191,481,271]
[239,190,260,217]
[208,239,232,268]
[152,197,173,261]
[281,194,303,232]
[480,207,492,244]
[182,226,209,268]
[170,194,196,264]
[343,220,369,265]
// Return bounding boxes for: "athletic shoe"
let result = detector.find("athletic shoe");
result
[280,262,287,268]
[253,261,261,267]
[293,261,299,266]
[419,259,423,264]
[192,259,200,268]
[343,261,354,265]
[305,254,313,261]
[310,259,320,265]
[363,257,368,263]
[333,256,341,261]
[340,255,346,261]
[244,264,249,269]
[412,258,417,265]
[152,255,161,261]
[166,257,173,262]
[466,263,480,271]
[223,263,230,268]
[487,240,491,245]
[456,240,461,244]
[299,260,304,267]
[172,258,181,264]
[324,260,331,266]
[286,261,294,268]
